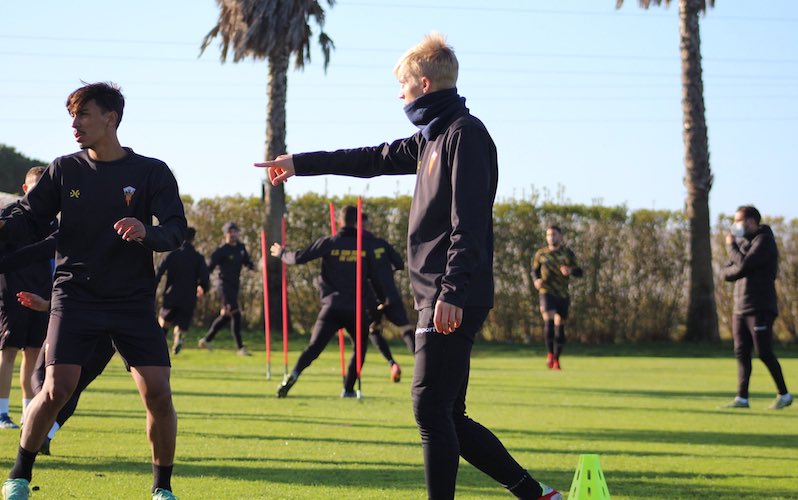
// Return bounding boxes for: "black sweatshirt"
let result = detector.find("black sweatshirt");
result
[0,202,57,302]
[721,224,779,316]
[293,88,497,310]
[155,242,210,309]
[364,230,405,304]
[280,227,382,310]
[208,242,254,298]
[0,148,187,310]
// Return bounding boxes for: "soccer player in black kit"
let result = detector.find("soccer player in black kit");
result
[156,227,210,354]
[0,168,55,430]
[258,32,562,500]
[362,213,415,383]
[0,82,185,500]
[270,206,383,398]
[199,222,255,356]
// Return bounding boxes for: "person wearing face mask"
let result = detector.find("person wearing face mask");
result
[255,31,562,500]
[720,205,792,410]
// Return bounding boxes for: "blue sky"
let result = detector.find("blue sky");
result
[1,1,796,219]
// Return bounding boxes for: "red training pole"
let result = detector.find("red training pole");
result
[355,197,363,398]
[329,203,347,384]
[281,215,289,377]
[260,229,272,380]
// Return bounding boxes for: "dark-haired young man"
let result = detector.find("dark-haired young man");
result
[156,227,210,354]
[258,32,562,500]
[532,225,582,371]
[720,205,792,410]
[271,206,382,398]
[362,213,415,382]
[0,82,186,500]
[0,168,55,430]
[199,222,255,356]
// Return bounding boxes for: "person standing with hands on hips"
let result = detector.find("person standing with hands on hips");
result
[256,32,561,500]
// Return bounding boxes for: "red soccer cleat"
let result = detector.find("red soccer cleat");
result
[552,359,561,371]
[391,362,402,383]
[546,353,554,369]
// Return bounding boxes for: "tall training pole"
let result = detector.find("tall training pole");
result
[355,197,364,399]
[281,214,289,378]
[260,229,272,380]
[329,203,347,386]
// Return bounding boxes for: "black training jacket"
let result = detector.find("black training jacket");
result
[208,242,254,298]
[721,224,779,316]
[280,227,382,311]
[293,90,497,310]
[364,230,404,304]
[0,149,187,310]
[155,242,210,309]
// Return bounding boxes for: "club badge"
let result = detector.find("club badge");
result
[123,186,136,207]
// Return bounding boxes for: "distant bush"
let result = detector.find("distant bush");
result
[174,193,796,344]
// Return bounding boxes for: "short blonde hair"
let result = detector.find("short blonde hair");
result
[394,32,458,90]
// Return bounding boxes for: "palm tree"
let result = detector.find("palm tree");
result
[615,0,718,341]
[201,0,335,330]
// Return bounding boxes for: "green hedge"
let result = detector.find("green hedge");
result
[173,193,796,344]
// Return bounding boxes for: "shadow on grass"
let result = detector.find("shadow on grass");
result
[28,456,798,499]
[501,427,798,450]
[469,340,798,359]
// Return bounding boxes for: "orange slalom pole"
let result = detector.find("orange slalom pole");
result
[329,203,347,384]
[281,215,289,377]
[261,229,272,380]
[355,197,363,398]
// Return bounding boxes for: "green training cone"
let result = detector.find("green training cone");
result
[568,454,611,499]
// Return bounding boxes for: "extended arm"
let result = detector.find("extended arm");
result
[0,231,57,273]
[256,135,422,185]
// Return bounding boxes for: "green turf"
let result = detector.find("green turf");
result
[0,333,795,499]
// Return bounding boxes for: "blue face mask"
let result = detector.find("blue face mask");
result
[731,222,746,238]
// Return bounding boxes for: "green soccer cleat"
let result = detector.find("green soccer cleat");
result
[2,478,30,500]
[0,414,19,430]
[276,374,297,398]
[152,488,178,500]
[768,393,793,410]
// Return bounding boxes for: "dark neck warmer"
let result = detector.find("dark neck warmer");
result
[404,88,468,140]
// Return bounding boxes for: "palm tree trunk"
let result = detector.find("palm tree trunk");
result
[265,47,289,332]
[679,0,719,341]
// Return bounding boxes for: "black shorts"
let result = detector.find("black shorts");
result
[0,304,48,350]
[539,293,570,320]
[45,307,170,368]
[159,305,195,330]
[372,300,411,329]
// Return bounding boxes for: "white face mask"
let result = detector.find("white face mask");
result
[731,222,746,238]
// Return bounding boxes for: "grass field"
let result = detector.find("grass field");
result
[0,331,795,499]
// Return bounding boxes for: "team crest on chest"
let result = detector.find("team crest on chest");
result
[122,186,136,206]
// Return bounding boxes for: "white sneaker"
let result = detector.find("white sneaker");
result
[768,393,793,410]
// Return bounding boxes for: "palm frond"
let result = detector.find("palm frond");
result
[201,0,336,70]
